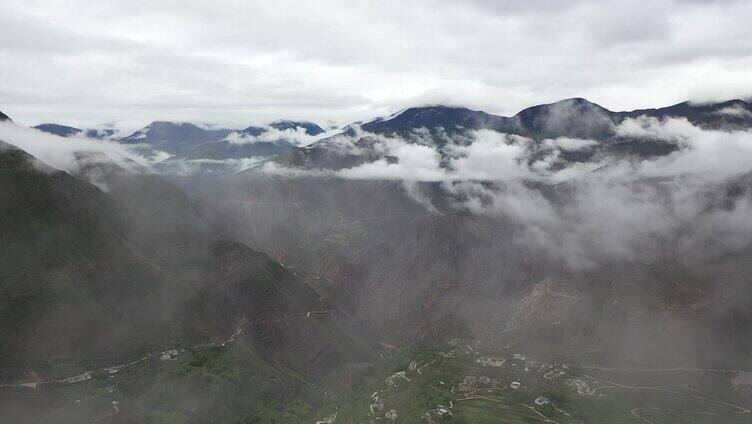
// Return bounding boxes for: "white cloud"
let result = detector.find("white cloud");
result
[337,139,445,181]
[448,132,530,180]
[0,121,145,174]
[716,104,752,118]
[156,157,266,177]
[615,117,752,181]
[289,118,752,269]
[327,129,601,183]
[545,137,599,152]
[224,126,333,146]
[1,0,751,127]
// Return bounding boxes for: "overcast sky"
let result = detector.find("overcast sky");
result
[2,0,752,130]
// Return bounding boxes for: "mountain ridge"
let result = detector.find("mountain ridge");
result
[0,139,374,382]
[274,97,752,172]
[359,97,752,138]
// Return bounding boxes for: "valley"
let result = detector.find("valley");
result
[6,329,751,423]
[4,2,752,422]
[3,94,752,422]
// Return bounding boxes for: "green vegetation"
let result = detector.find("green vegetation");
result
[143,410,197,424]
[5,338,751,424]
[235,400,314,423]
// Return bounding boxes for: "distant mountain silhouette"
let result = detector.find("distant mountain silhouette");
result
[33,123,82,137]
[283,98,752,170]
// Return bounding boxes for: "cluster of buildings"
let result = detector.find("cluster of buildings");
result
[385,370,408,389]
[732,372,752,397]
[564,378,595,395]
[475,356,505,367]
[61,371,91,384]
[160,349,179,361]
[421,405,451,423]
[459,375,499,391]
[370,393,385,414]
[104,366,120,375]
[534,395,550,406]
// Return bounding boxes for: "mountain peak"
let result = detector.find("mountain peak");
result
[513,97,614,139]
[0,110,11,122]
[270,120,325,136]
[240,125,267,136]
[558,97,600,105]
[361,105,512,135]
[515,97,611,117]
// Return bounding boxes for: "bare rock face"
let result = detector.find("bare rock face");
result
[506,279,581,330]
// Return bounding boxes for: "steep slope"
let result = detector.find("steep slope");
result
[0,111,11,122]
[0,140,374,383]
[205,160,752,368]
[0,140,242,377]
[211,240,376,376]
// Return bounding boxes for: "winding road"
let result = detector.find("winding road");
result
[91,401,119,423]
[583,373,751,422]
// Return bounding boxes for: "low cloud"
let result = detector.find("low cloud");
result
[338,139,445,181]
[156,157,267,177]
[224,126,334,147]
[5,114,752,272]
[544,137,599,151]
[0,121,145,176]
[270,118,752,270]
[618,117,752,181]
[323,128,596,182]
[715,104,752,118]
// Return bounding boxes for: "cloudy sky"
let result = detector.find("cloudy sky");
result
[2,0,752,129]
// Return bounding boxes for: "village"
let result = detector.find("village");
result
[353,338,592,423]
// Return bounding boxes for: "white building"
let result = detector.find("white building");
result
[534,395,550,406]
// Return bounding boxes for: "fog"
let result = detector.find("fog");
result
[3,0,752,420]
[3,105,752,422]
[225,125,339,147]
[0,120,146,176]
[228,117,752,271]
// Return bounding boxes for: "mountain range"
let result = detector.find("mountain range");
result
[26,98,752,179]
[362,98,752,138]
[32,123,118,139]
[3,97,752,421]
[288,98,752,171]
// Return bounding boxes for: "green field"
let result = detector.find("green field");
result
[2,338,751,423]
